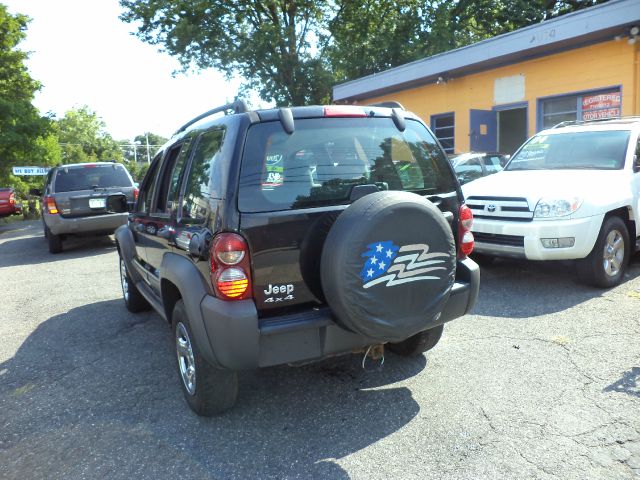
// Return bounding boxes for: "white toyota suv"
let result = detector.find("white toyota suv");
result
[462,118,640,288]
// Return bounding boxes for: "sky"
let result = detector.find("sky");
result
[4,0,264,141]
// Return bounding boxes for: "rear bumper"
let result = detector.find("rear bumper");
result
[0,205,20,217]
[200,257,479,370]
[45,212,128,235]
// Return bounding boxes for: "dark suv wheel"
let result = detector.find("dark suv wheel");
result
[45,225,63,254]
[388,324,445,356]
[119,256,151,312]
[171,300,238,416]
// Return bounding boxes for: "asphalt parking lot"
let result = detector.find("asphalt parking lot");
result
[0,222,639,479]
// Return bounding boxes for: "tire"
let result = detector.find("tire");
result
[472,253,495,266]
[321,191,456,343]
[119,256,151,313]
[576,216,629,288]
[172,300,238,416]
[46,225,63,253]
[146,223,158,235]
[388,324,444,356]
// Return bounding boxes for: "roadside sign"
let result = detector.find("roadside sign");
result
[12,166,50,176]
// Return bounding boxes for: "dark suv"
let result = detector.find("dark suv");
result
[115,101,479,415]
[33,162,138,253]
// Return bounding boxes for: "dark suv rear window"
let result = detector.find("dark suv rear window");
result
[54,164,132,192]
[238,117,456,212]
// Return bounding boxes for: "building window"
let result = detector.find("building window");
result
[431,113,455,154]
[540,89,621,129]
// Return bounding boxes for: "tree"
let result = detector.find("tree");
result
[119,0,608,106]
[440,0,609,45]
[120,0,336,105]
[0,4,59,195]
[56,106,123,165]
[119,133,167,163]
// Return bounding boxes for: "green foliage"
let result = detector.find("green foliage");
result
[127,161,150,183]
[119,0,607,106]
[0,4,59,196]
[120,0,334,105]
[327,0,430,82]
[119,132,166,164]
[56,106,124,165]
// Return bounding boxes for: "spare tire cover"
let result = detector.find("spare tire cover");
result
[321,191,456,342]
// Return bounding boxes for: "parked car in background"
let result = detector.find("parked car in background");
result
[463,117,640,288]
[32,162,138,253]
[450,152,510,185]
[115,100,480,415]
[0,188,21,218]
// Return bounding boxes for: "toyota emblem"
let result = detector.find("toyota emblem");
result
[487,204,497,213]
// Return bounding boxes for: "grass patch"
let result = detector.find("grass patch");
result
[12,384,35,396]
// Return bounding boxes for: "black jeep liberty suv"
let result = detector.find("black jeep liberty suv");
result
[115,100,479,415]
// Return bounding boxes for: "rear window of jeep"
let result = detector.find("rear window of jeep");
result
[238,117,456,212]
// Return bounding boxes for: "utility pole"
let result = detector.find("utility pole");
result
[145,132,151,164]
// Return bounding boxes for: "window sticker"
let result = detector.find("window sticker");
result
[262,153,284,189]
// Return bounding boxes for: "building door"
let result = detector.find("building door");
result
[470,109,497,152]
[497,107,527,155]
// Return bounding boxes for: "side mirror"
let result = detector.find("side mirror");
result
[29,188,42,196]
[106,193,128,213]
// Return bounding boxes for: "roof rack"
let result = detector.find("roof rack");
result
[552,116,640,129]
[367,101,405,110]
[174,99,250,135]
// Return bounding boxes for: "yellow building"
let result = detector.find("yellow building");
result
[333,0,640,155]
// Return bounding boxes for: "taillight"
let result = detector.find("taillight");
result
[458,204,474,258]
[210,233,252,300]
[45,196,59,215]
[323,105,366,117]
[9,192,15,205]
[133,188,139,201]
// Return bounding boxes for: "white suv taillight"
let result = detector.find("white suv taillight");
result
[210,233,252,300]
[458,204,474,258]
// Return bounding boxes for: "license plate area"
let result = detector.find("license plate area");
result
[89,198,106,209]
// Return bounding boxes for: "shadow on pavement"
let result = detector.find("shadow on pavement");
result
[470,255,640,318]
[0,225,116,268]
[603,366,640,398]
[0,299,425,479]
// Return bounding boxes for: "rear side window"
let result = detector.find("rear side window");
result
[138,154,162,214]
[238,117,456,212]
[180,128,225,224]
[54,164,132,192]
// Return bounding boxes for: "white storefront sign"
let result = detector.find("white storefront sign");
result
[494,74,525,105]
[12,166,50,176]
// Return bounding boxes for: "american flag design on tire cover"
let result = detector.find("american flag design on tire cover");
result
[359,241,450,289]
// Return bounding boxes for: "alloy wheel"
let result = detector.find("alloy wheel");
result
[603,229,624,277]
[176,322,197,395]
[119,258,129,302]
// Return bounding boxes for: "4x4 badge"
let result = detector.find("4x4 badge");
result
[359,241,449,289]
